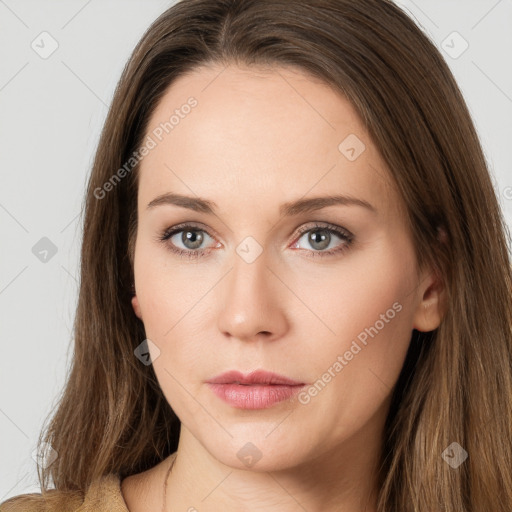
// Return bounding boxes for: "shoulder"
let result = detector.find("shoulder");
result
[0,474,128,512]
[0,488,83,512]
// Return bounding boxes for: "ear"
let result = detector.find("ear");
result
[412,266,446,332]
[131,294,143,320]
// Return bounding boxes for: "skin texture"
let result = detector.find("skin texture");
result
[122,63,445,512]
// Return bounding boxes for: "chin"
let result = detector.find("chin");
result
[201,432,310,473]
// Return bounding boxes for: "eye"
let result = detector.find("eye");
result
[157,221,354,260]
[290,222,353,258]
[157,223,218,259]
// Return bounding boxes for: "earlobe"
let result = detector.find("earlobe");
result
[131,295,142,320]
[412,269,446,332]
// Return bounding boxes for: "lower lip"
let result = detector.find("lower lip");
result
[207,383,305,409]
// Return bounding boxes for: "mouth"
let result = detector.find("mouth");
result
[205,369,306,409]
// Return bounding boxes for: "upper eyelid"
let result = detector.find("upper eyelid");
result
[162,221,352,245]
[163,221,219,240]
[295,222,352,237]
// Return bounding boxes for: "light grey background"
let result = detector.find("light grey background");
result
[1,0,511,501]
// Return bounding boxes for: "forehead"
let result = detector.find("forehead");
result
[137,63,397,220]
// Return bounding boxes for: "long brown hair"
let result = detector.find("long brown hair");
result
[3,0,512,510]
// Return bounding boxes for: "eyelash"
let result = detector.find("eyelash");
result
[157,222,354,260]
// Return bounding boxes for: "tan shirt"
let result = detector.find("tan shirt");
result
[0,474,129,512]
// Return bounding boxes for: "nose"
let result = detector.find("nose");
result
[216,245,289,343]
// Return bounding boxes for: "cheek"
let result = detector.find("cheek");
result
[134,238,207,333]
[295,237,417,349]
[133,243,206,378]
[297,241,417,427]
[135,261,209,422]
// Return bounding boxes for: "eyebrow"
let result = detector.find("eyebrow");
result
[146,192,377,216]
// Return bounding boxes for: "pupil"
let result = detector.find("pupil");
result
[183,230,203,249]
[309,230,330,250]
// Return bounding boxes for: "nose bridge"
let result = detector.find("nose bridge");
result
[217,238,287,340]
[228,240,272,308]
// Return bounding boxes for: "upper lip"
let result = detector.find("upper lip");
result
[206,370,304,386]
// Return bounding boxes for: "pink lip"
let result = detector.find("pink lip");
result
[206,369,304,386]
[206,370,306,409]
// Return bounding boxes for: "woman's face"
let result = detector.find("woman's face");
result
[131,63,442,471]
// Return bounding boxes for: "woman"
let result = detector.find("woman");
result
[2,0,511,511]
